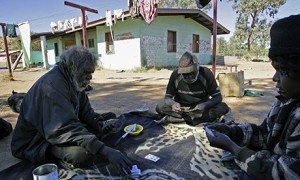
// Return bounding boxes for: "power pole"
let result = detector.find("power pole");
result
[0,23,13,80]
[64,1,98,48]
[212,0,218,76]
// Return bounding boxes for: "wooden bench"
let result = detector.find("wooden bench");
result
[225,64,238,72]
[216,56,238,72]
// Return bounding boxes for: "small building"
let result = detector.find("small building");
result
[32,8,229,70]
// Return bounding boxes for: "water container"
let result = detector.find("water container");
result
[217,71,244,97]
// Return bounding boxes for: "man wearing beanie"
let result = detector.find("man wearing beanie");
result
[155,51,231,126]
[206,14,300,180]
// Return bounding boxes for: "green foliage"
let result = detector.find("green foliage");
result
[0,36,22,50]
[217,35,269,58]
[31,41,41,51]
[0,35,41,51]
[217,37,230,55]
[158,0,212,12]
[227,0,287,54]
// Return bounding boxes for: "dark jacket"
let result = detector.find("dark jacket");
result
[165,66,221,106]
[11,63,104,164]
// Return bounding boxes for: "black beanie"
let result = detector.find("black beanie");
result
[268,14,300,58]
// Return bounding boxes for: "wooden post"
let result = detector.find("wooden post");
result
[212,0,218,77]
[64,1,98,48]
[0,23,13,80]
[40,36,49,69]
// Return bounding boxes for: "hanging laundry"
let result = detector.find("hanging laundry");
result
[128,0,133,8]
[113,9,124,23]
[57,21,64,30]
[70,18,77,30]
[106,10,113,26]
[129,0,139,19]
[50,22,58,33]
[63,19,72,30]
[85,15,89,26]
[78,16,82,26]
[139,0,159,24]
[5,24,17,38]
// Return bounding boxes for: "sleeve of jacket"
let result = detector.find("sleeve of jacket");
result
[36,80,104,155]
[78,92,103,129]
[165,70,177,98]
[204,67,220,96]
[234,120,300,179]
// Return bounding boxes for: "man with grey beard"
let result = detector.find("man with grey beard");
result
[11,46,132,175]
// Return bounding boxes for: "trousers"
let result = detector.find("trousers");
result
[156,102,229,125]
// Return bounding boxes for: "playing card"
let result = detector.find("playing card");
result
[145,154,160,162]
[205,127,215,137]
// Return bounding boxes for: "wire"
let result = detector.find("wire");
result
[29,10,78,22]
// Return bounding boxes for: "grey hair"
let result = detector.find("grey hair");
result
[60,46,97,72]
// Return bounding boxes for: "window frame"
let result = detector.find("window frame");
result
[192,34,199,53]
[54,43,59,57]
[88,39,95,48]
[167,30,177,52]
[105,31,114,54]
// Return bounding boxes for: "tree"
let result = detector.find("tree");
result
[227,0,286,54]
[217,37,228,55]
[159,0,212,12]
[0,36,22,50]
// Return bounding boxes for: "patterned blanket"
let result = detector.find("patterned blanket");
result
[0,111,242,179]
[59,111,242,179]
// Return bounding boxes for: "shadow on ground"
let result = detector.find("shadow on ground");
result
[0,77,276,172]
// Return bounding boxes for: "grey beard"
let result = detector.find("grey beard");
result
[182,70,199,84]
[72,76,89,92]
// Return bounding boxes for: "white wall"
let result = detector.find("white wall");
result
[47,46,56,66]
[97,38,141,70]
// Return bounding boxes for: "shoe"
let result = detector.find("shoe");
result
[221,150,235,162]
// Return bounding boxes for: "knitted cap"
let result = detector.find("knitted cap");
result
[268,14,300,58]
[178,52,198,74]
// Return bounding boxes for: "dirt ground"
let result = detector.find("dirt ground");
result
[0,60,276,171]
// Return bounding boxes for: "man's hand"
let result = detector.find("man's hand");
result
[206,130,240,154]
[100,146,132,175]
[191,103,206,112]
[100,112,117,121]
[97,119,118,135]
[171,102,181,112]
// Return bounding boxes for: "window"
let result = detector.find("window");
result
[193,34,199,53]
[88,39,95,48]
[54,43,59,57]
[105,32,114,54]
[65,40,76,50]
[167,30,176,52]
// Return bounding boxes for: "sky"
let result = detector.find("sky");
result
[0,0,299,40]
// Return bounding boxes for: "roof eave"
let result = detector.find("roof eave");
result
[38,8,230,38]
[156,8,230,35]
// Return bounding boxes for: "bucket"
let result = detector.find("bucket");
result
[217,71,245,97]
[32,163,58,180]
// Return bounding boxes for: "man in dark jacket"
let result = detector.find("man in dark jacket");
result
[11,46,132,175]
[206,14,300,179]
[156,51,230,125]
